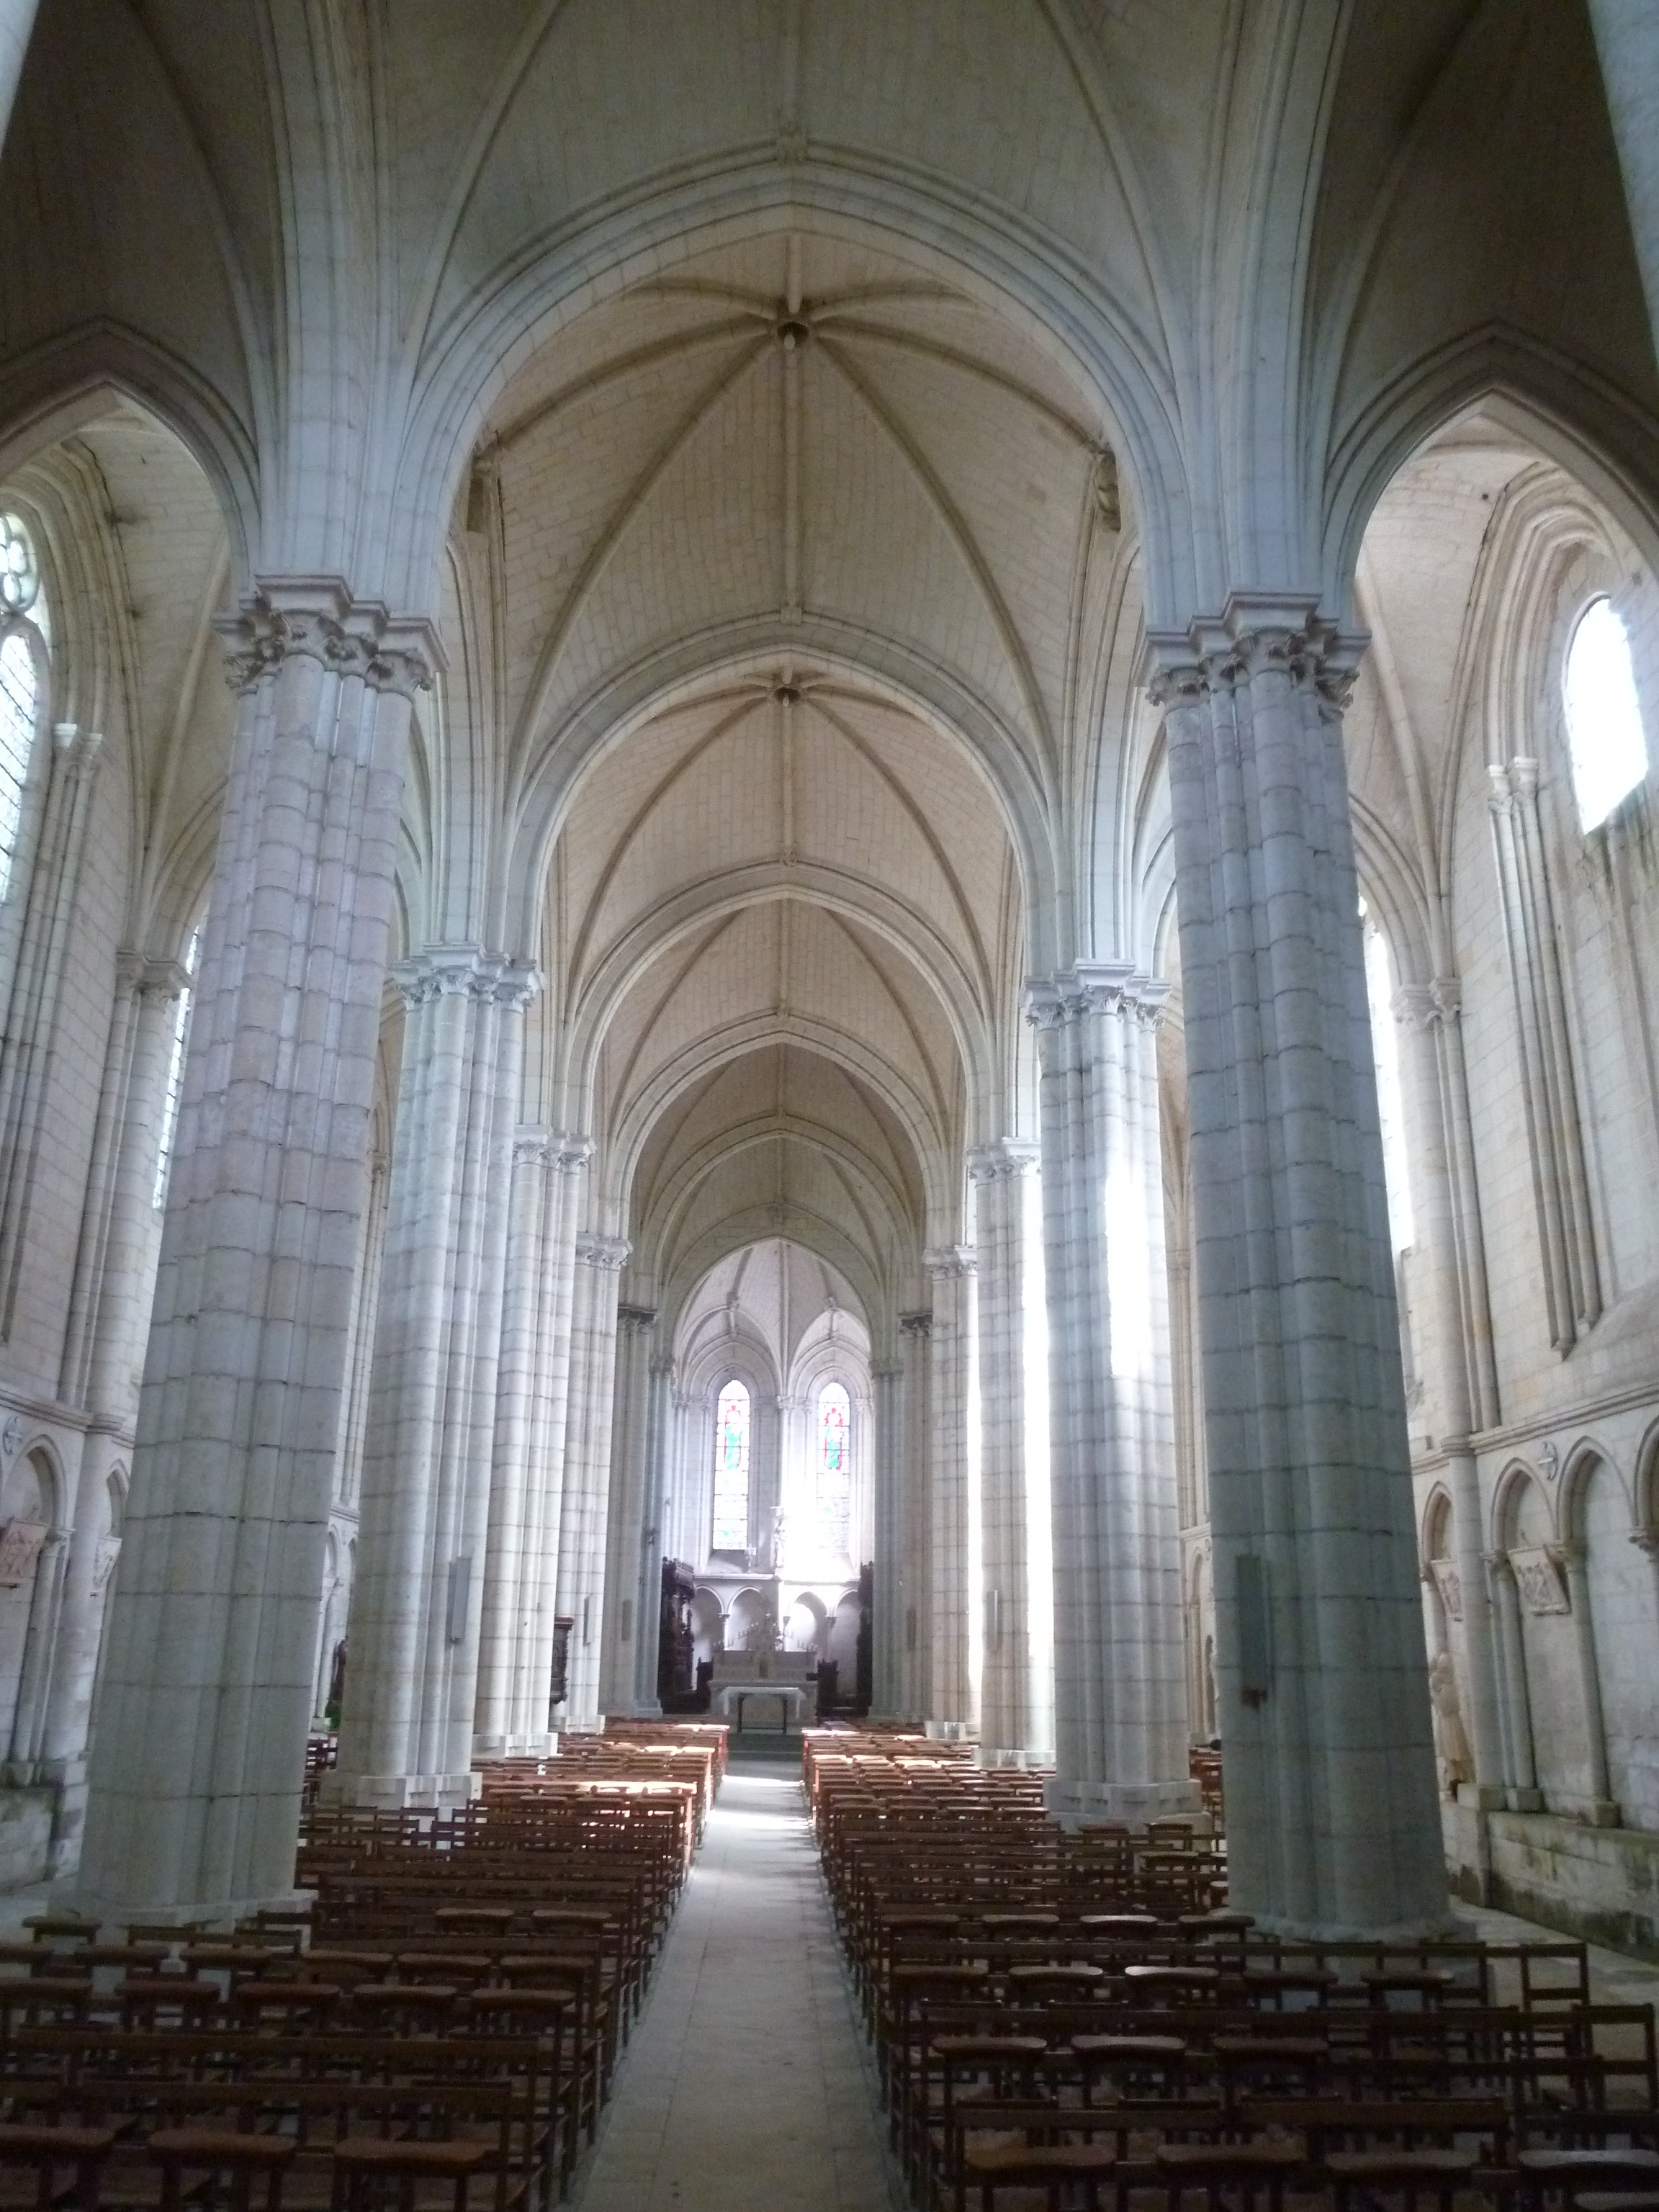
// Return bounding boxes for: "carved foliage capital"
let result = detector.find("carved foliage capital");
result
[1142,595,1367,719]
[217,577,445,697]
[576,1232,631,1273]
[923,1243,976,1280]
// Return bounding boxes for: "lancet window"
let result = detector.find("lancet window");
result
[1564,595,1648,832]
[816,1380,851,1562]
[153,925,202,1209]
[711,1379,751,1552]
[0,514,48,904]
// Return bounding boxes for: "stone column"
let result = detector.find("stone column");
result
[555,1233,629,1729]
[42,956,187,1866]
[78,583,437,1922]
[476,1127,556,1754]
[509,1136,590,1746]
[869,1358,905,1715]
[1555,1542,1618,1822]
[923,1248,975,1735]
[331,946,537,1807]
[1393,982,1506,1805]
[1030,965,1197,1826]
[0,724,104,1339]
[968,1142,1053,1766]
[0,0,35,149]
[1488,1550,1542,1809]
[634,1356,674,1710]
[898,1310,932,1718]
[1587,1,1659,356]
[1146,601,1445,1936]
[599,1302,657,1716]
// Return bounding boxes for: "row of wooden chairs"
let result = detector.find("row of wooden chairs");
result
[0,1730,732,2207]
[804,1727,1659,2211]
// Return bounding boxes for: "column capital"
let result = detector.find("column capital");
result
[54,723,103,781]
[553,1131,594,1174]
[1141,598,1367,711]
[576,1232,631,1272]
[617,1302,657,1334]
[966,1138,1040,1184]
[1629,1528,1659,1557]
[1025,963,1169,1028]
[393,946,542,1011]
[513,1125,552,1168]
[215,577,445,695]
[923,1244,976,1279]
[899,1308,932,1338]
[120,951,192,1002]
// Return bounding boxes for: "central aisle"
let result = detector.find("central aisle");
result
[572,1765,906,2211]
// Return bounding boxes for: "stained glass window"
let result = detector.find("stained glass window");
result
[1565,595,1648,831]
[153,925,202,1210]
[817,1380,851,1560]
[0,514,45,904]
[711,1379,750,1552]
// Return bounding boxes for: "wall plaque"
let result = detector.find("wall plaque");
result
[1430,1558,1463,1622]
[1510,1545,1570,1616]
[0,1520,48,1588]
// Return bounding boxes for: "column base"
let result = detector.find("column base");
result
[318,1771,480,1811]
[471,1733,559,1760]
[977,1745,1053,1771]
[923,1719,977,1741]
[1046,1775,1203,1830]
[1454,1781,1508,1812]
[71,1883,316,1933]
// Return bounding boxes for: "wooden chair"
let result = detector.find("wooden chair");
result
[1155,2139,1304,2210]
[148,2128,298,2212]
[0,2120,122,2211]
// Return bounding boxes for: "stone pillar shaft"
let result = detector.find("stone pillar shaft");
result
[556,1234,629,1727]
[1586,1,1659,356]
[0,0,37,150]
[969,1143,1052,1764]
[1148,600,1444,1936]
[869,1361,904,1715]
[635,1357,674,1709]
[79,583,436,1920]
[599,1303,657,1715]
[1393,985,1505,1802]
[40,961,186,1863]
[1488,1551,1539,1804]
[332,945,536,1804]
[1032,966,1195,1825]
[473,1130,588,1751]
[923,1249,975,1732]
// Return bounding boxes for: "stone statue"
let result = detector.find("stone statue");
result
[1429,1650,1473,1794]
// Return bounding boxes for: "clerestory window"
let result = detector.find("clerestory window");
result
[153,926,203,1210]
[1563,595,1649,832]
[0,514,48,904]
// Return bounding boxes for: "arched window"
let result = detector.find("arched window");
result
[1564,595,1649,832]
[816,1380,851,1560]
[153,925,203,1209]
[711,1379,750,1552]
[0,513,48,903]
[1360,901,1414,1254]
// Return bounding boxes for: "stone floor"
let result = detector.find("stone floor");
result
[570,1761,907,2210]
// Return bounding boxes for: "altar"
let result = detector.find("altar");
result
[710,1648,817,1731]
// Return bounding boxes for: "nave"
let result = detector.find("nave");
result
[3,0,1659,1981]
